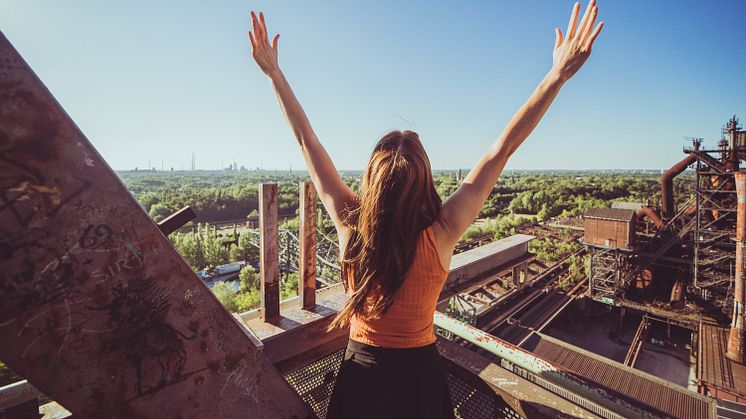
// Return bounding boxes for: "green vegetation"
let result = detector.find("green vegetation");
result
[169,223,258,271]
[212,266,299,313]
[557,253,588,292]
[121,169,693,312]
[460,215,537,242]
[121,169,691,235]
[120,171,313,223]
[529,239,581,264]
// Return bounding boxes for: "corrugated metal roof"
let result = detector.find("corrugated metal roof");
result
[699,322,746,398]
[611,201,644,210]
[522,333,712,418]
[584,207,636,221]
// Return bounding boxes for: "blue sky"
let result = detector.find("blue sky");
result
[2,1,745,170]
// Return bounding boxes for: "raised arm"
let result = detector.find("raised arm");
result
[248,11,356,234]
[434,1,604,248]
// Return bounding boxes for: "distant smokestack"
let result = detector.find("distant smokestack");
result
[727,171,746,363]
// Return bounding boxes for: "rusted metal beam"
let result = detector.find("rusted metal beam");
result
[156,205,196,236]
[433,311,663,419]
[299,182,317,310]
[436,338,602,418]
[0,380,41,412]
[0,31,311,418]
[259,183,280,321]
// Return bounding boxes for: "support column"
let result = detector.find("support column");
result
[299,182,317,310]
[727,172,746,363]
[260,183,280,321]
[522,263,529,285]
[512,265,522,290]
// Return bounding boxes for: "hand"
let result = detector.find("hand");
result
[551,0,604,82]
[248,11,280,76]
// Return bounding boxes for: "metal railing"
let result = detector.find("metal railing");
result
[434,311,661,419]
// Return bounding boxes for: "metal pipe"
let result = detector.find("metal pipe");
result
[635,207,663,229]
[661,154,697,218]
[727,172,746,363]
[433,312,659,418]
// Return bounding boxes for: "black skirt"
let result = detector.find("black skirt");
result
[326,339,455,419]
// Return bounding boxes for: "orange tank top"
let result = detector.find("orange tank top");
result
[349,225,449,348]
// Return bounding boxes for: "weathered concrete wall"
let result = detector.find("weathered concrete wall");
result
[0,31,311,418]
[439,234,534,302]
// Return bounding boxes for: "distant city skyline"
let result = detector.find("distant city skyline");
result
[2,1,744,170]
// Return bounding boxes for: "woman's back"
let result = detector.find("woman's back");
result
[349,225,449,348]
[248,3,604,416]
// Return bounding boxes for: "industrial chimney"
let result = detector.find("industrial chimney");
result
[727,171,746,363]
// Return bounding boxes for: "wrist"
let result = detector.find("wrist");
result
[545,68,568,87]
[266,68,283,80]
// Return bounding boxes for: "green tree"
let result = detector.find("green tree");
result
[235,289,262,312]
[239,265,259,293]
[281,272,300,300]
[148,202,172,222]
[212,282,238,312]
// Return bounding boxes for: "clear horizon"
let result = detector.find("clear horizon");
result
[2,1,744,171]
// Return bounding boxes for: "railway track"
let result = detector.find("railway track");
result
[462,249,587,351]
[492,275,588,346]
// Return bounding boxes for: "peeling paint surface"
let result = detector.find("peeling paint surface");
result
[0,31,311,418]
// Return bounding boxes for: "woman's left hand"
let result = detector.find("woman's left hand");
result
[248,11,280,76]
[551,0,604,82]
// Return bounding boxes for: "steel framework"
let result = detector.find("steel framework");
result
[692,158,738,312]
[588,246,631,304]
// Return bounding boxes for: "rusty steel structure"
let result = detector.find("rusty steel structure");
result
[434,311,717,419]
[586,117,746,321]
[691,117,746,315]
[0,31,312,417]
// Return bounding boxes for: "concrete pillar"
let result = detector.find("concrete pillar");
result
[260,183,280,321]
[299,182,317,310]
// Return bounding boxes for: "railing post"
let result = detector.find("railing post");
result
[260,183,280,321]
[299,182,318,310]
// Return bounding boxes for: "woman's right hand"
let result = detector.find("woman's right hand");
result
[248,11,281,76]
[551,0,604,82]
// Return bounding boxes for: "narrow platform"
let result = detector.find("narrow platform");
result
[699,322,746,403]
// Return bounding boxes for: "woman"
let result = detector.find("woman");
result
[248,3,602,418]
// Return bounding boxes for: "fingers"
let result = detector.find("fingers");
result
[584,21,604,50]
[250,11,277,48]
[259,12,268,41]
[250,11,266,45]
[272,34,280,52]
[248,31,256,49]
[577,0,595,40]
[554,28,564,49]
[250,12,261,44]
[580,6,598,47]
[566,2,580,39]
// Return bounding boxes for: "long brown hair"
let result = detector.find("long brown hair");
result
[329,130,442,329]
